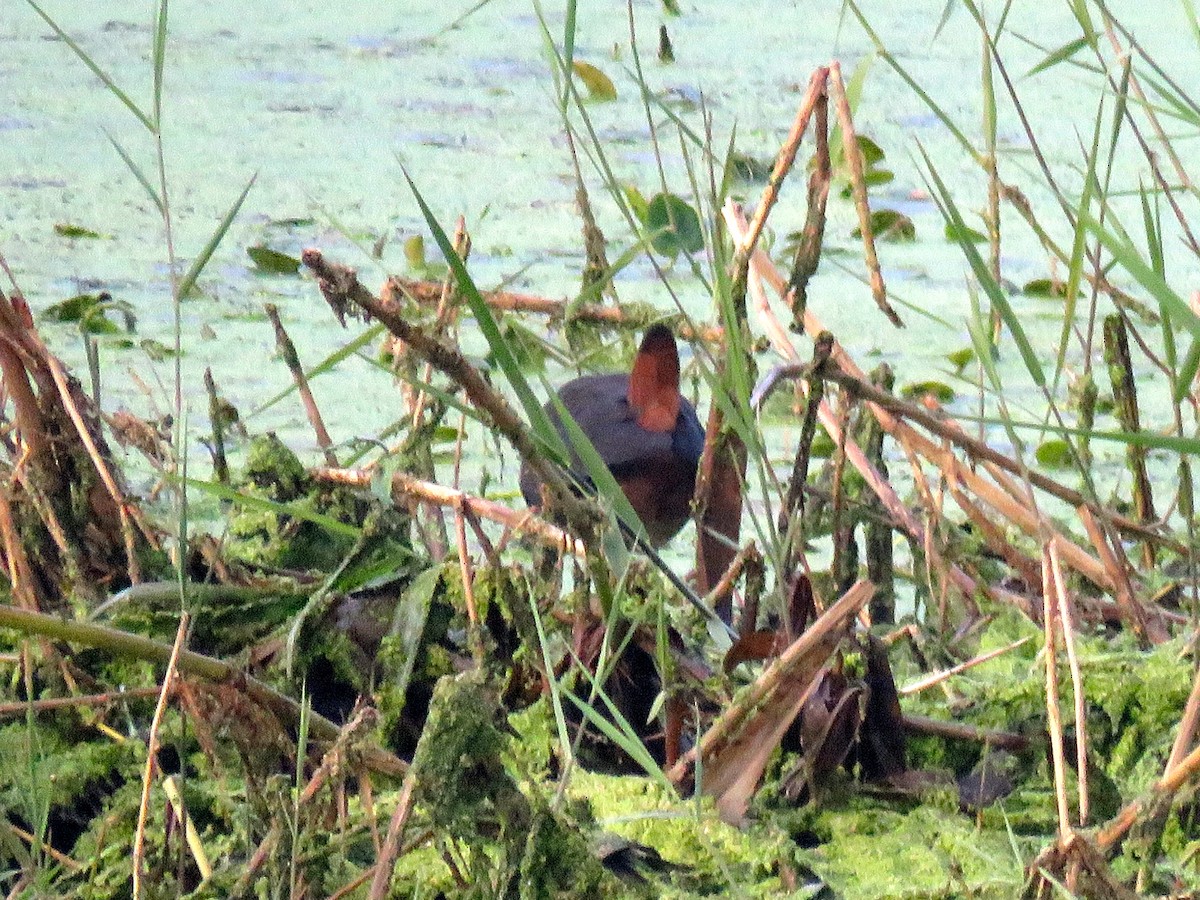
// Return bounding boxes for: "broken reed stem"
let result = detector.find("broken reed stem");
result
[739,66,829,262]
[668,580,873,785]
[203,368,230,486]
[899,636,1032,696]
[312,465,585,557]
[819,363,1172,551]
[7,821,82,871]
[829,61,900,328]
[1098,737,1200,853]
[385,275,723,344]
[695,71,828,596]
[1168,661,1200,771]
[779,333,832,574]
[44,344,152,579]
[0,685,163,718]
[1049,539,1089,825]
[162,774,211,885]
[133,612,189,900]
[304,249,601,546]
[1103,314,1156,567]
[265,303,338,467]
[862,364,895,624]
[367,765,419,900]
[0,483,43,610]
[0,603,408,778]
[829,394,853,594]
[787,83,830,325]
[1041,545,1074,843]
[900,713,1029,751]
[1077,505,1162,645]
[454,505,485,665]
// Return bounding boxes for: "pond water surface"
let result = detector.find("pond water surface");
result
[3,1,1198,556]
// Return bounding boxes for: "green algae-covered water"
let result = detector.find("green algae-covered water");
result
[3,2,1198,532]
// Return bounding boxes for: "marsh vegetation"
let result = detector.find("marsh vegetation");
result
[3,1,1200,897]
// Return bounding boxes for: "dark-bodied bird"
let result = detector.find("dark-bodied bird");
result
[519,324,704,547]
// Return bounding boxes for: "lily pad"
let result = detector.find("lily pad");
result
[1035,438,1073,469]
[944,221,988,244]
[645,192,704,257]
[901,380,955,403]
[246,244,301,275]
[571,61,617,101]
[946,347,975,373]
[54,222,103,239]
[1023,278,1067,298]
[42,292,135,334]
[854,209,915,242]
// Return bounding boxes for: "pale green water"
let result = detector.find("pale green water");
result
[3,1,1199,554]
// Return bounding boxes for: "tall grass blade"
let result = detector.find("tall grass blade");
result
[1079,209,1200,343]
[919,144,1045,388]
[845,1,978,159]
[25,0,155,133]
[564,682,674,791]
[184,477,361,539]
[1026,37,1089,77]
[177,174,257,299]
[151,0,169,127]
[401,167,560,445]
[1051,96,1102,393]
[103,130,164,214]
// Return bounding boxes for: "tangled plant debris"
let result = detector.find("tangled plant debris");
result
[5,3,1200,899]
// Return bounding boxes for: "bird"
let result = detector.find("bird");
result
[519,324,705,547]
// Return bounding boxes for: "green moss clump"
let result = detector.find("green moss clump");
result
[790,802,1027,899]
[224,433,357,571]
[569,770,793,896]
[410,671,616,898]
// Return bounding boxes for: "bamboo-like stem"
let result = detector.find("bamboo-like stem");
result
[1049,538,1089,825]
[0,603,408,778]
[385,275,723,344]
[133,612,189,900]
[829,61,900,327]
[900,637,1032,696]
[1041,545,1074,843]
[901,713,1029,751]
[266,303,338,467]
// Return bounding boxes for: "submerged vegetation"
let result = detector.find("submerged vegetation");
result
[5,1,1200,897]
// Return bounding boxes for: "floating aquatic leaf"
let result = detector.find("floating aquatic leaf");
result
[901,380,955,402]
[404,234,426,269]
[857,135,886,165]
[246,244,301,275]
[42,292,135,334]
[54,222,103,239]
[730,152,772,182]
[572,60,617,100]
[944,220,987,243]
[622,183,649,224]
[854,209,915,242]
[946,347,975,373]
[645,192,704,257]
[1023,277,1067,298]
[1035,438,1073,469]
[140,338,176,361]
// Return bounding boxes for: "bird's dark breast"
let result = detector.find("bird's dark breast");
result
[519,373,705,546]
[609,454,699,547]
